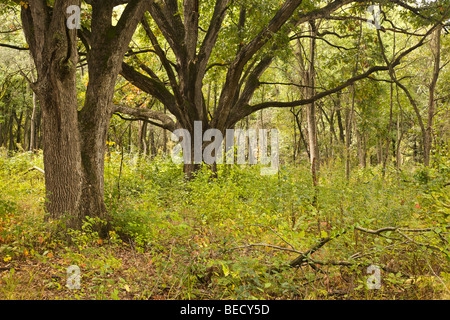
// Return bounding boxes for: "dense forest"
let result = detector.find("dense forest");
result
[0,0,449,301]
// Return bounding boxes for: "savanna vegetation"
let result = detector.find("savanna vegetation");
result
[0,0,449,300]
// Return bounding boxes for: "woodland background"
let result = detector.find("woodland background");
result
[0,0,449,300]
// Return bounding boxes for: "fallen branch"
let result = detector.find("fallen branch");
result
[395,230,442,252]
[229,243,303,255]
[289,236,336,268]
[289,228,350,268]
[349,241,408,260]
[228,223,449,276]
[22,166,45,175]
[250,224,297,251]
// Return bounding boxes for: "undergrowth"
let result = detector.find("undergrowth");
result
[1,148,449,300]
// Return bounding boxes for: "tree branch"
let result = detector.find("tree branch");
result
[0,43,29,50]
[120,62,183,121]
[111,104,176,132]
[239,19,442,120]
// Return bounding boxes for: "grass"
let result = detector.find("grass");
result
[0,148,449,300]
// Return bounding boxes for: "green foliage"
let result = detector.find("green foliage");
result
[1,0,449,301]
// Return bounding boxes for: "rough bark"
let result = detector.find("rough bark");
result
[21,0,83,228]
[77,0,150,229]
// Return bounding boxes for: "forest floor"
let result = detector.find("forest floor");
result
[1,149,450,300]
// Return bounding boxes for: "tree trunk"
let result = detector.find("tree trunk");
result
[305,21,319,186]
[20,0,148,232]
[356,128,366,168]
[8,110,15,152]
[424,26,442,167]
[336,95,345,144]
[382,81,394,175]
[149,127,157,158]
[78,68,122,227]
[345,100,353,180]
[37,77,83,227]
[396,112,403,169]
[163,107,168,154]
[15,111,23,149]
[138,120,148,155]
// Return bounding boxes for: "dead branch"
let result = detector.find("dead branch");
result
[229,243,303,255]
[22,166,45,175]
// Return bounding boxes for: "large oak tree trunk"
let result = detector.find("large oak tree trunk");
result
[21,1,84,228]
[37,72,83,228]
[78,81,114,227]
[21,0,149,231]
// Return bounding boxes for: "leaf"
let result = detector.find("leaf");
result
[222,263,230,277]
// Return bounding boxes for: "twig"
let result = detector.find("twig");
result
[396,230,442,252]
[229,243,303,255]
[250,224,297,250]
[22,166,45,175]
[349,241,408,260]
[289,235,338,268]
[0,267,21,272]
[426,259,450,295]
[354,226,400,234]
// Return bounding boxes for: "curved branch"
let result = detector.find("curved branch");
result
[112,104,176,132]
[120,62,184,122]
[234,19,442,123]
[0,43,29,50]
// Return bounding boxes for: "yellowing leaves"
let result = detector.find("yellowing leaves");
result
[221,263,230,277]
[43,251,54,258]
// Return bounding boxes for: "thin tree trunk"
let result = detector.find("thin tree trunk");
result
[356,128,366,168]
[336,97,345,145]
[139,120,148,155]
[346,19,363,180]
[396,112,403,169]
[382,81,394,175]
[163,106,168,154]
[345,99,353,180]
[305,21,319,186]
[292,108,297,164]
[149,127,157,158]
[8,111,15,152]
[424,26,442,167]
[15,111,23,149]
